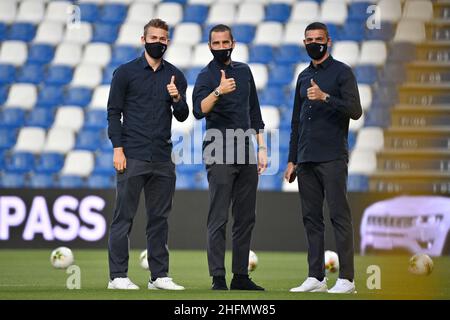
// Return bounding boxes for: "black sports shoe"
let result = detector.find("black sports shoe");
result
[212,276,228,290]
[230,275,265,291]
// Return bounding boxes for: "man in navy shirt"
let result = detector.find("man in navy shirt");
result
[193,24,266,291]
[107,19,188,291]
[284,22,362,294]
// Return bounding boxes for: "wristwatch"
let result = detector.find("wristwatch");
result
[213,88,221,97]
[324,93,330,103]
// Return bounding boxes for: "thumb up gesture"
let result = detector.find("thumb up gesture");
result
[167,75,181,102]
[307,79,326,101]
[218,70,236,95]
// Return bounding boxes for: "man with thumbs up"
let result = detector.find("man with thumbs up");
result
[106,19,188,291]
[284,22,362,294]
[193,24,266,291]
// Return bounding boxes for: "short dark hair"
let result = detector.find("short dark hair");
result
[304,22,329,39]
[209,24,234,43]
[144,18,169,37]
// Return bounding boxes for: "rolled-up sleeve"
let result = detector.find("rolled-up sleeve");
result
[192,71,212,120]
[107,66,127,148]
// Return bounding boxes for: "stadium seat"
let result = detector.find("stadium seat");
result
[89,85,110,109]
[52,43,82,67]
[377,0,402,22]
[126,2,154,24]
[339,21,365,42]
[78,3,99,23]
[61,150,95,177]
[173,23,202,46]
[165,44,192,69]
[332,41,360,66]
[36,85,64,108]
[110,46,139,65]
[53,107,84,132]
[64,87,92,107]
[43,127,75,154]
[248,63,268,90]
[183,4,209,24]
[0,1,17,24]
[366,22,395,41]
[355,127,384,152]
[358,84,373,111]
[0,173,26,188]
[349,150,377,174]
[232,43,249,63]
[5,152,35,173]
[87,174,115,189]
[45,1,74,23]
[236,3,264,25]
[403,0,433,21]
[268,65,294,86]
[354,65,378,85]
[25,108,54,129]
[16,64,44,84]
[0,128,17,150]
[261,106,280,130]
[359,41,387,66]
[63,22,93,45]
[34,22,64,45]
[290,1,319,23]
[27,44,54,65]
[192,43,212,67]
[82,43,111,67]
[100,4,128,25]
[348,2,373,22]
[14,127,46,154]
[254,22,283,46]
[185,67,202,85]
[16,0,45,24]
[232,25,256,44]
[349,113,365,132]
[75,129,102,151]
[394,20,426,43]
[102,64,116,85]
[116,23,142,47]
[7,23,36,42]
[378,63,406,84]
[320,0,348,25]
[249,45,274,64]
[274,44,305,64]
[207,3,235,25]
[259,86,285,106]
[58,175,85,188]
[265,4,291,23]
[34,153,64,174]
[0,23,6,41]
[283,22,310,44]
[93,151,115,175]
[44,65,74,86]
[364,107,391,128]
[4,83,37,110]
[0,40,28,66]
[0,108,25,129]
[28,173,55,188]
[71,64,102,88]
[84,110,107,130]
[92,23,119,43]
[0,64,16,85]
[156,3,183,26]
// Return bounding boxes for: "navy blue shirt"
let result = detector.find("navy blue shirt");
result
[107,54,189,162]
[192,59,265,163]
[288,55,362,164]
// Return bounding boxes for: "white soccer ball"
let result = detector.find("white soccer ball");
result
[408,254,434,276]
[324,250,339,274]
[248,250,258,272]
[50,247,74,269]
[139,249,149,270]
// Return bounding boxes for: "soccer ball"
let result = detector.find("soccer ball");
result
[408,254,433,275]
[324,250,339,274]
[139,249,149,270]
[248,250,258,272]
[50,247,74,269]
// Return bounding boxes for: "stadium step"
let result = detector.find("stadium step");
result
[384,127,450,149]
[391,105,450,127]
[377,149,450,172]
[434,0,450,20]
[415,42,449,62]
[426,20,450,41]
[398,82,450,105]
[406,61,450,84]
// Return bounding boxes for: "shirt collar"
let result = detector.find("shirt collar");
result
[212,58,235,70]
[309,55,334,70]
[140,53,165,71]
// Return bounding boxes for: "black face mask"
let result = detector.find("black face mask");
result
[211,48,233,64]
[145,42,167,59]
[305,42,328,60]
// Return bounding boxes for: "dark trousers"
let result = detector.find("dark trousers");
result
[296,159,355,280]
[108,159,176,280]
[206,164,258,277]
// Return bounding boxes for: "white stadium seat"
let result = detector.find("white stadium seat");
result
[349,149,377,174]
[45,1,73,23]
[261,106,280,131]
[355,127,384,152]
[349,113,365,132]
[43,127,75,154]
[16,0,45,24]
[358,84,372,111]
[63,22,93,45]
[53,106,84,132]
[248,63,268,90]
[34,21,65,45]
[116,23,143,47]
[172,23,202,46]
[233,43,249,63]
[320,0,348,25]
[61,150,95,177]
[236,3,265,25]
[283,22,309,45]
[82,43,111,67]
[71,64,103,88]
[358,40,387,66]
[192,43,212,67]
[254,22,284,46]
[332,41,360,66]
[126,2,154,24]
[155,3,183,26]
[0,0,17,23]
[403,0,433,22]
[377,0,402,22]
[5,83,37,110]
[189,0,216,5]
[207,4,236,25]
[393,20,426,43]
[14,127,46,154]
[90,85,111,109]
[52,43,82,67]
[290,1,320,23]
[0,40,27,66]
[165,44,192,69]
[292,62,310,87]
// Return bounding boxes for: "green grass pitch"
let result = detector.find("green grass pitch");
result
[0,250,449,300]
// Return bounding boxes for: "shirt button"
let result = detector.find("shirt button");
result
[309,106,312,109]
[308,117,311,120]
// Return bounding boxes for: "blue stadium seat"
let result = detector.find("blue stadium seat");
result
[326,23,339,41]
[268,65,294,86]
[366,22,395,41]
[259,86,286,106]
[84,110,107,130]
[232,25,255,44]
[348,131,356,150]
[164,0,187,4]
[0,85,8,105]
[45,66,73,86]
[0,64,16,85]
[371,85,398,106]
[102,64,117,85]
[339,21,365,41]
[249,45,273,64]
[378,63,406,84]
[0,23,6,41]
[93,152,115,175]
[274,45,305,64]
[16,64,45,84]
[354,65,378,84]
[365,108,391,128]
[265,4,291,23]
[75,129,102,151]
[5,152,35,174]
[87,174,115,189]
[36,85,64,108]
[185,67,203,85]
[58,176,85,188]
[387,43,416,62]
[92,23,119,43]
[7,23,36,42]
[0,173,26,188]
[347,174,369,192]
[25,108,54,128]
[28,173,55,188]
[79,3,99,23]
[111,46,139,65]
[258,174,282,191]
[99,4,128,25]
[100,137,113,152]
[64,87,92,107]
[183,5,209,24]
[35,153,64,174]
[201,24,216,43]
[0,109,25,128]
[0,128,17,150]
[27,44,55,65]
[348,2,372,21]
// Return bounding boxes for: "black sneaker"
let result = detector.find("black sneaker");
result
[230,275,265,291]
[212,276,228,290]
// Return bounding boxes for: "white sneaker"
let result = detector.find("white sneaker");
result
[152,277,185,290]
[328,278,356,294]
[147,280,158,290]
[107,277,139,290]
[290,277,328,292]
